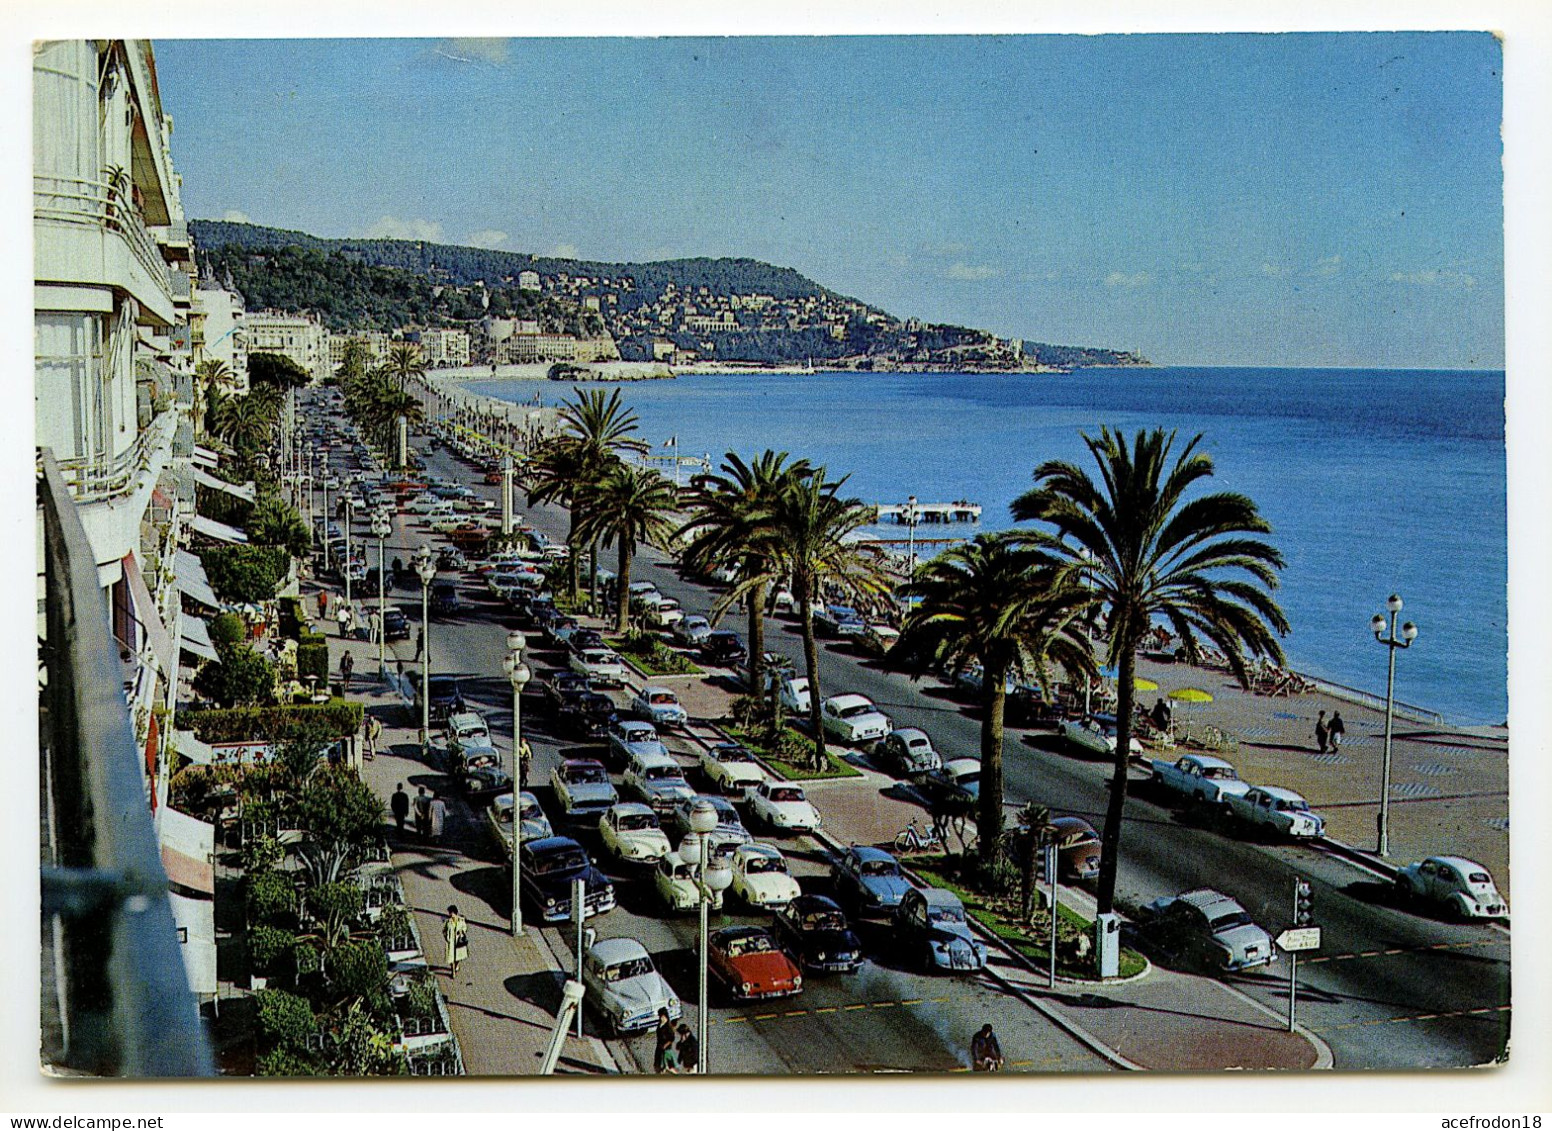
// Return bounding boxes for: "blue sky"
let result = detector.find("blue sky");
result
[153,34,1504,368]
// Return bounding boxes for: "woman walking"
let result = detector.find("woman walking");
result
[444,904,469,977]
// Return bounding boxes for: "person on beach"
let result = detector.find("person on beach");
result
[429,793,447,841]
[971,1023,1004,1071]
[444,904,468,977]
[1328,711,1346,752]
[653,1010,676,1074]
[391,782,410,831]
[1315,710,1329,754]
[675,1023,699,1073]
[414,786,432,838]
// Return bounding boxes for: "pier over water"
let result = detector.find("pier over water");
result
[871,501,982,524]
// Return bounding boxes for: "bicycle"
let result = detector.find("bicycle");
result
[894,819,943,854]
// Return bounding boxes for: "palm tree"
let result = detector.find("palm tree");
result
[248,494,312,559]
[382,342,427,391]
[335,338,373,385]
[1012,427,1288,919]
[573,462,678,632]
[768,468,893,768]
[677,450,813,697]
[897,533,1095,864]
[193,358,233,430]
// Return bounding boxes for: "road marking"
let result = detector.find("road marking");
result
[785,1009,808,1017]
[1317,1004,1509,1032]
[901,998,924,1006]
[872,1001,898,1009]
[754,1012,780,1020]
[814,1006,838,1014]
[1304,938,1506,966]
[843,1003,869,1011]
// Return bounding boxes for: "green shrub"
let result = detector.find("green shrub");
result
[200,545,289,604]
[328,939,388,1002]
[400,975,440,1023]
[293,941,323,978]
[242,833,284,875]
[255,988,316,1050]
[256,1046,319,1077]
[278,597,305,640]
[296,636,329,683]
[183,700,363,743]
[305,882,364,927]
[208,611,249,651]
[192,645,276,707]
[249,923,297,973]
[247,869,296,925]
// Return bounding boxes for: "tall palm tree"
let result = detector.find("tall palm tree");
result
[193,358,233,432]
[382,342,427,391]
[1012,427,1288,919]
[248,493,312,559]
[573,462,678,633]
[897,533,1095,864]
[768,468,893,768]
[677,450,813,696]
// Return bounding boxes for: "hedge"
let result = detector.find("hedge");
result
[296,632,329,683]
[200,545,290,604]
[183,699,364,743]
[278,597,306,640]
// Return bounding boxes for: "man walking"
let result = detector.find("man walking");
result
[391,782,410,831]
[1328,710,1346,753]
[336,602,351,639]
[653,1010,676,1074]
[1315,709,1329,754]
[414,786,432,838]
[970,1023,1004,1071]
[675,1023,699,1074]
[414,627,425,663]
[340,649,355,689]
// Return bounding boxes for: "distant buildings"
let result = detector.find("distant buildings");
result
[246,310,329,382]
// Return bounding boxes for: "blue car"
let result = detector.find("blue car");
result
[831,845,911,916]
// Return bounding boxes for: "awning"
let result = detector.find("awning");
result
[187,513,248,544]
[171,728,217,766]
[192,466,255,502]
[167,892,218,995]
[173,549,220,608]
[180,614,219,662]
[192,445,220,469]
[120,551,176,680]
[156,805,215,896]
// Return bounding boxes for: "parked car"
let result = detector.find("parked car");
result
[409,673,464,723]
[748,781,822,834]
[485,791,552,861]
[673,615,713,647]
[581,938,681,1037]
[598,802,673,864]
[571,647,627,689]
[697,742,768,794]
[820,694,893,746]
[893,887,988,973]
[770,586,797,614]
[707,926,803,1001]
[644,596,685,628]
[654,850,724,913]
[700,630,748,668]
[667,794,748,843]
[561,691,618,739]
[858,622,900,657]
[1225,786,1327,838]
[380,607,409,640]
[872,727,942,776]
[630,686,689,729]
[450,741,511,798]
[544,615,580,646]
[1395,857,1508,919]
[549,758,619,823]
[623,752,697,816]
[729,843,802,910]
[430,580,461,616]
[445,710,490,748]
[1135,888,1277,973]
[831,845,911,915]
[607,718,669,769]
[814,604,866,637]
[774,894,864,974]
[1049,815,1102,881]
[519,836,616,923]
[542,671,593,714]
[1149,753,1254,807]
[568,629,606,654]
[778,677,811,715]
[918,758,982,807]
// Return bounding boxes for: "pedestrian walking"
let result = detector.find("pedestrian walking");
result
[340,649,355,688]
[429,793,447,841]
[317,589,329,619]
[970,1023,1004,1072]
[365,714,383,760]
[653,1010,677,1074]
[413,627,424,663]
[443,904,468,977]
[336,603,351,639]
[519,738,533,786]
[390,782,410,831]
[1315,709,1329,754]
[1328,710,1346,752]
[368,609,381,646]
[675,1023,699,1073]
[414,786,432,838]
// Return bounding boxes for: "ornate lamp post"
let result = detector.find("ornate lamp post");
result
[414,546,437,750]
[371,511,391,675]
[681,800,733,1074]
[503,632,531,936]
[900,495,920,618]
[1370,594,1419,856]
[343,494,355,612]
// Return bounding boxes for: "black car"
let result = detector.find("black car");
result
[380,607,410,641]
[569,629,605,654]
[561,692,617,739]
[542,671,593,712]
[518,836,617,923]
[357,567,384,598]
[409,673,465,722]
[701,630,748,667]
[430,580,461,616]
[773,894,864,974]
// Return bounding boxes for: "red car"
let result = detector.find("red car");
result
[708,926,803,1001]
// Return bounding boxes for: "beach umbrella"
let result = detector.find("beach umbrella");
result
[1168,687,1213,704]
[1133,677,1160,693]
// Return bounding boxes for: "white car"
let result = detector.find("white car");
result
[645,597,685,628]
[1395,856,1508,919]
[673,615,714,647]
[1225,786,1327,838]
[1137,888,1278,973]
[698,742,769,794]
[599,802,673,864]
[407,493,443,514]
[820,694,892,746]
[446,711,490,747]
[484,791,552,860]
[570,647,627,689]
[630,686,688,729]
[779,677,811,715]
[627,580,659,599]
[730,843,802,910]
[1150,753,1254,807]
[654,850,724,912]
[581,937,681,1036]
[748,781,822,834]
[770,586,797,614]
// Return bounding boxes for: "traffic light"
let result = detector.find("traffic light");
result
[1294,878,1313,926]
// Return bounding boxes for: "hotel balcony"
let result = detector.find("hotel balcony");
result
[34,173,176,328]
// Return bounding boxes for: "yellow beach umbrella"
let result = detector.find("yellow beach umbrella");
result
[1133,677,1160,693]
[1168,687,1214,704]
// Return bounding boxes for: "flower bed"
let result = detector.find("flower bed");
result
[722,722,863,781]
[606,634,704,677]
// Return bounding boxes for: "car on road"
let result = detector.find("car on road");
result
[667,794,748,843]
[549,758,618,823]
[630,686,689,729]
[893,887,988,973]
[544,615,580,646]
[622,751,696,815]
[430,580,461,616]
[697,742,768,794]
[654,850,725,912]
[917,757,982,807]
[380,607,409,640]
[1225,785,1327,838]
[541,671,592,714]
[831,845,911,915]
[568,628,605,654]
[581,937,681,1037]
[485,791,552,861]
[598,802,673,865]
[1149,753,1254,807]
[446,710,489,748]
[450,741,511,798]
[729,843,802,910]
[707,926,804,1001]
[1135,888,1277,973]
[773,894,864,974]
[1010,813,1103,881]
[560,691,618,739]
[570,647,627,689]
[872,727,942,777]
[607,718,670,768]
[770,586,797,615]
[672,615,713,648]
[1059,715,1122,758]
[700,630,748,668]
[858,622,900,657]
[1395,856,1508,920]
[644,596,685,628]
[519,836,616,923]
[814,604,866,637]
[409,673,464,723]
[747,781,822,834]
[819,693,892,746]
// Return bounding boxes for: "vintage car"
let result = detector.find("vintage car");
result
[518,836,616,923]
[570,647,627,689]
[484,791,552,861]
[871,727,942,777]
[653,850,725,913]
[1150,753,1254,806]
[598,802,673,865]
[449,740,511,798]
[541,671,593,714]
[773,894,864,974]
[622,751,696,815]
[1135,888,1278,973]
[917,758,982,807]
[580,937,681,1036]
[697,742,768,794]
[607,717,670,769]
[748,781,822,834]
[560,691,618,739]
[728,843,802,910]
[630,686,689,729]
[700,631,747,668]
[549,758,619,823]
[830,845,911,916]
[1395,856,1508,920]
[672,615,713,648]
[1225,785,1327,838]
[893,887,988,973]
[819,694,893,746]
[707,926,803,1001]
[668,794,748,843]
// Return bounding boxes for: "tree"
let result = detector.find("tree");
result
[293,767,383,887]
[1012,427,1288,922]
[381,342,426,391]
[248,351,311,390]
[192,644,276,707]
[767,468,893,768]
[896,533,1094,864]
[249,494,312,559]
[573,461,679,633]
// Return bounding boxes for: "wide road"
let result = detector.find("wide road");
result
[314,416,1109,1076]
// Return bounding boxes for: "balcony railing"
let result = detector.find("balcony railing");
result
[53,407,178,504]
[34,173,175,309]
[38,451,213,1077]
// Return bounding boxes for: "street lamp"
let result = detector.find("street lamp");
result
[900,495,920,618]
[503,632,531,937]
[343,494,355,613]
[370,511,391,675]
[682,800,734,1075]
[414,546,437,750]
[1077,546,1096,717]
[1370,594,1419,856]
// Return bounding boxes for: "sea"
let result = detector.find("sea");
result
[475,367,1508,726]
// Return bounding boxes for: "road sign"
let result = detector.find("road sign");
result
[1277,926,1322,952]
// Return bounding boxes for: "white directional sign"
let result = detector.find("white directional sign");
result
[1277,926,1322,952]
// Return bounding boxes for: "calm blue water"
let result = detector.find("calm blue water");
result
[478,368,1508,725]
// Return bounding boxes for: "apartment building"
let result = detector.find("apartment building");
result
[246,309,329,381]
[191,281,248,392]
[415,327,471,367]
